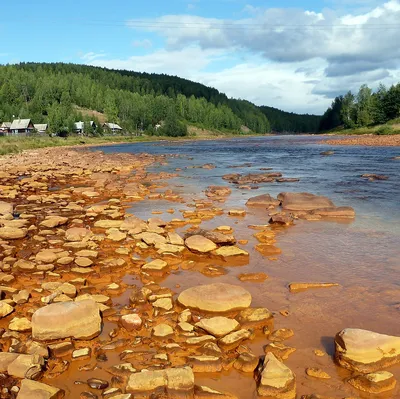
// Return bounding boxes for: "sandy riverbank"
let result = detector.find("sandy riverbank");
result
[325,134,400,146]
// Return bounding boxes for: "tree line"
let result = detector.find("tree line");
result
[0,62,324,137]
[260,106,321,133]
[319,83,400,132]
[0,63,269,136]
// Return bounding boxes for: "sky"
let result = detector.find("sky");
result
[1,0,400,114]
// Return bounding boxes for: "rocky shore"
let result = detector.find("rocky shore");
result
[324,134,400,146]
[0,147,399,398]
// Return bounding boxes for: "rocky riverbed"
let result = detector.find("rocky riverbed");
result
[0,146,399,398]
[324,135,400,147]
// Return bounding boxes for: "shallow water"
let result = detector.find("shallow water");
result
[89,136,400,398]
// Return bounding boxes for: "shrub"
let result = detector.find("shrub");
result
[375,125,394,135]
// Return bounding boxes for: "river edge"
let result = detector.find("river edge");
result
[0,144,399,398]
[1,132,400,159]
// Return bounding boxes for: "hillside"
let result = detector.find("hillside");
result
[260,106,321,133]
[0,62,320,135]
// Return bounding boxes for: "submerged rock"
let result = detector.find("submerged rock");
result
[279,192,334,211]
[246,194,280,207]
[289,282,339,292]
[256,353,296,399]
[178,283,252,313]
[348,371,396,393]
[335,328,400,373]
[32,299,101,340]
[126,367,194,397]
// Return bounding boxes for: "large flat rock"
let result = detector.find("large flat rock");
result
[278,192,334,211]
[17,379,64,399]
[335,328,400,373]
[246,194,280,207]
[126,367,194,397]
[32,299,101,341]
[178,283,252,313]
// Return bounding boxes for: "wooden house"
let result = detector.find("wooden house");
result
[10,119,34,135]
[0,122,11,135]
[34,124,48,134]
[103,122,123,134]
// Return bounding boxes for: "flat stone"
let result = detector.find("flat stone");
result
[257,353,296,399]
[306,368,331,379]
[17,379,63,399]
[269,329,294,342]
[279,192,334,211]
[7,353,43,379]
[0,227,27,240]
[40,216,68,228]
[265,343,296,361]
[75,257,93,267]
[35,250,57,264]
[214,246,249,258]
[188,356,222,373]
[196,317,239,338]
[94,220,123,229]
[236,308,274,330]
[32,299,101,340]
[335,328,400,373]
[0,301,14,318]
[72,348,91,359]
[178,283,252,313]
[65,227,90,242]
[142,259,168,273]
[348,371,396,393]
[194,385,238,398]
[153,298,173,311]
[218,329,252,351]
[135,232,166,246]
[126,367,194,397]
[246,194,280,207]
[152,324,174,338]
[289,282,339,292]
[9,317,32,332]
[185,235,217,253]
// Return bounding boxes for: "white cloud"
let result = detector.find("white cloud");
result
[85,1,400,114]
[80,52,107,62]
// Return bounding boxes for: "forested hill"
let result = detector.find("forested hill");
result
[0,62,320,135]
[260,106,321,133]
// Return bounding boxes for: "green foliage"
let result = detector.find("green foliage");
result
[159,114,188,137]
[375,125,394,135]
[0,63,273,135]
[260,106,320,133]
[319,82,400,132]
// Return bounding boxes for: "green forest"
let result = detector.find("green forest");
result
[0,63,320,136]
[260,106,321,133]
[319,83,400,132]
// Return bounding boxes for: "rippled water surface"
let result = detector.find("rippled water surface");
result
[92,136,400,398]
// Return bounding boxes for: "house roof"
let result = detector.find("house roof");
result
[34,124,48,131]
[10,119,32,130]
[104,122,122,130]
[74,121,84,130]
[1,122,11,128]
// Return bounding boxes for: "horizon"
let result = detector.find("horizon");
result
[1,0,400,115]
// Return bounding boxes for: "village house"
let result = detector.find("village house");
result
[0,122,11,135]
[34,123,48,134]
[103,122,123,134]
[9,119,34,135]
[73,121,96,134]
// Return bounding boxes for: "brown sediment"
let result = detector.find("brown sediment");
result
[0,145,399,399]
[324,134,400,146]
